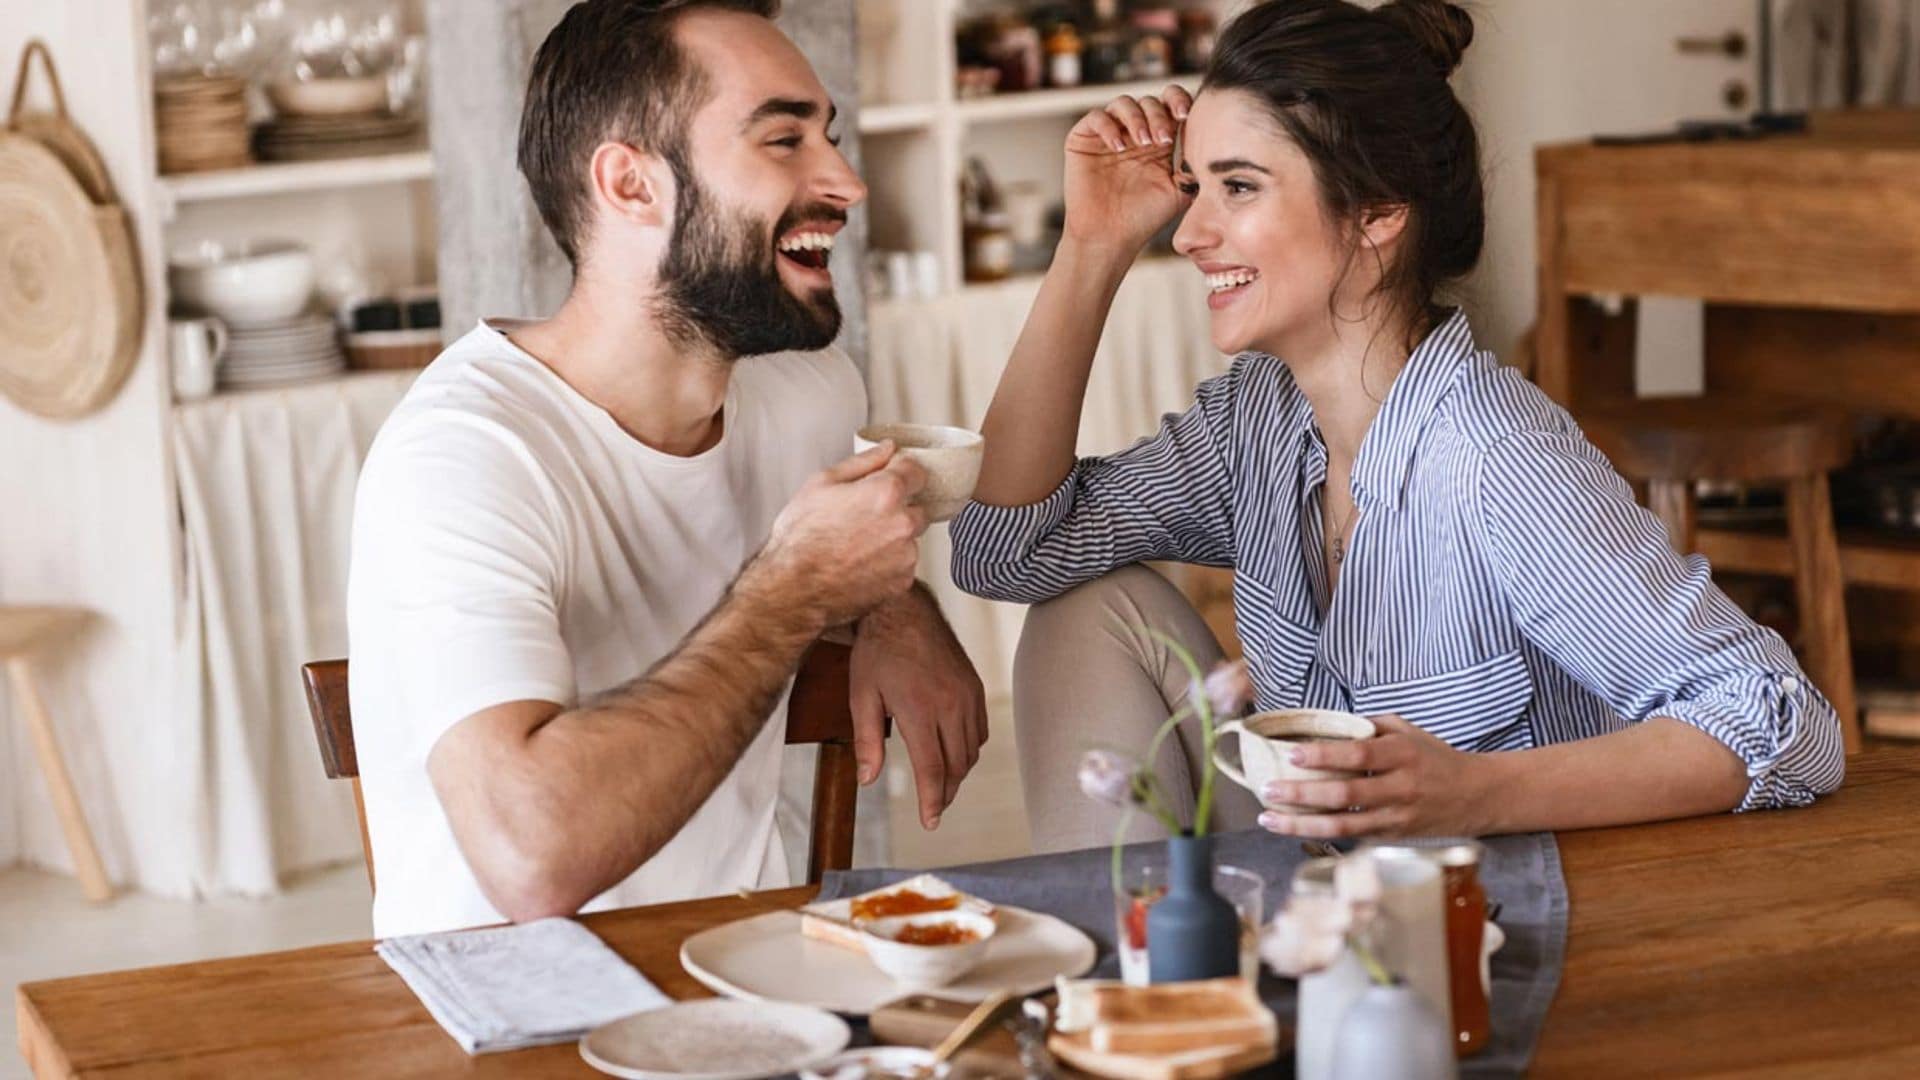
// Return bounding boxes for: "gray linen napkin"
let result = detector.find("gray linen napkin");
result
[376,916,670,1054]
[820,829,1568,1079]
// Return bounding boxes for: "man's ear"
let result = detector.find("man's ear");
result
[588,141,673,230]
[1359,202,1410,254]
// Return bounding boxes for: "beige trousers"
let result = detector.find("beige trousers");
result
[1013,565,1264,854]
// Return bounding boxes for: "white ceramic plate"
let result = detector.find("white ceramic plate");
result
[680,906,1096,1016]
[579,999,850,1080]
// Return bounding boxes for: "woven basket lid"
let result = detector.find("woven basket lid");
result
[0,41,142,420]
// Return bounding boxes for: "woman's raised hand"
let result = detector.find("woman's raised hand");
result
[1061,85,1195,259]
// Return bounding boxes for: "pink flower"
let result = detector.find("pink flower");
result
[1259,852,1385,978]
[1192,659,1255,719]
[1260,892,1351,976]
[1077,749,1139,808]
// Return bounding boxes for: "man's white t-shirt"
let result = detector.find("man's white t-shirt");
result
[347,320,865,939]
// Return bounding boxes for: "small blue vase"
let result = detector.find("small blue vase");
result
[1145,832,1240,982]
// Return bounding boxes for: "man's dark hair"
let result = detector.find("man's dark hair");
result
[518,0,781,267]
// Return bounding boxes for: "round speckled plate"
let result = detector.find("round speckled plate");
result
[580,1000,850,1080]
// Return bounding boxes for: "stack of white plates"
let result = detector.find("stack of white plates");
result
[221,314,346,389]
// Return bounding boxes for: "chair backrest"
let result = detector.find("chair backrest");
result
[300,641,864,891]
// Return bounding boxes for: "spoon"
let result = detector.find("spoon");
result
[928,990,1020,1069]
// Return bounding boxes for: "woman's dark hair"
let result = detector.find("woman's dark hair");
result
[1203,0,1483,342]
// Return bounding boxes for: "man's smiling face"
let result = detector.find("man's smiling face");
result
[649,8,867,358]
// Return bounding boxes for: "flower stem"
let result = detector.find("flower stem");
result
[1349,932,1395,986]
[1148,629,1217,835]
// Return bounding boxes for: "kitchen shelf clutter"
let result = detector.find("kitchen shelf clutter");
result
[148,0,438,404]
[856,0,1235,301]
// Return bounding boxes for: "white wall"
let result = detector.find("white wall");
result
[1,2,183,892]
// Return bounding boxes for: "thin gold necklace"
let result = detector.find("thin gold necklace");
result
[1326,491,1356,565]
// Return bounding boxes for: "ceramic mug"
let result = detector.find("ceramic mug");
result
[854,423,985,523]
[169,317,228,401]
[1211,709,1376,814]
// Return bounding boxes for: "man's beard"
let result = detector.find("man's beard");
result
[655,165,843,359]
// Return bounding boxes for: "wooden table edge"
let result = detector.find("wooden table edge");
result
[16,984,75,1080]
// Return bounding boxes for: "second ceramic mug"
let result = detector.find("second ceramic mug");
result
[1211,709,1377,814]
[854,423,985,523]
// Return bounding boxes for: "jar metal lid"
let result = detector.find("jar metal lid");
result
[1360,837,1486,868]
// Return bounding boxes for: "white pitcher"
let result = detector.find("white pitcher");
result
[169,317,227,401]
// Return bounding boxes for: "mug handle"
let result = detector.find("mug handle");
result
[203,319,229,364]
[1210,719,1253,790]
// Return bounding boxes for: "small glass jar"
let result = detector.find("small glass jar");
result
[985,16,1042,94]
[964,210,1015,283]
[1044,23,1083,89]
[1179,9,1218,74]
[1365,839,1491,1057]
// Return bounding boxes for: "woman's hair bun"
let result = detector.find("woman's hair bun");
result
[1377,0,1474,76]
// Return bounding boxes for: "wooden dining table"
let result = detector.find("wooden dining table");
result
[16,744,1920,1078]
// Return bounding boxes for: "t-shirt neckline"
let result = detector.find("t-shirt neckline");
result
[481,318,736,468]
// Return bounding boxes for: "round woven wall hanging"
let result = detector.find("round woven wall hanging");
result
[0,41,143,420]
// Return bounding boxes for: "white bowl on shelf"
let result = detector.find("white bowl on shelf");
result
[267,76,389,117]
[168,240,316,327]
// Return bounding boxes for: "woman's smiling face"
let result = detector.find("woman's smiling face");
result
[1172,88,1374,358]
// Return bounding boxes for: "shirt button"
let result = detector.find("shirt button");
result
[1780,677,1800,695]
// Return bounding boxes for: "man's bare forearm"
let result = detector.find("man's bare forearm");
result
[446,561,824,918]
[973,240,1133,507]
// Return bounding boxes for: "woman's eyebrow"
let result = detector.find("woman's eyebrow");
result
[1207,158,1273,176]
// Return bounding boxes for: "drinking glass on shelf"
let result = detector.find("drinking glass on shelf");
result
[1113,857,1264,985]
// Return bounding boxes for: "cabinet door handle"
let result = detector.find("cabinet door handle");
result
[1676,31,1749,58]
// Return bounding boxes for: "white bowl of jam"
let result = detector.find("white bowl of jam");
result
[860,910,998,989]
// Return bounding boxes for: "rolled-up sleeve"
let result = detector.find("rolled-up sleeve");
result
[949,365,1242,605]
[1475,428,1845,810]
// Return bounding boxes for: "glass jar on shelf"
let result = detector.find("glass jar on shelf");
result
[1179,8,1218,74]
[982,14,1043,94]
[961,157,1015,284]
[1129,7,1179,82]
[1044,22,1084,89]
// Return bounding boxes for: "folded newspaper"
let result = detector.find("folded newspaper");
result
[376,917,669,1054]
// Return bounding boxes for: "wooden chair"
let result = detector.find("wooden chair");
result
[301,642,869,892]
[1,606,111,901]
[1580,399,1863,754]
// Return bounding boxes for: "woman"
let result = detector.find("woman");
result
[950,0,1844,854]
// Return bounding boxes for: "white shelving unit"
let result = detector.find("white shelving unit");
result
[157,148,434,219]
[148,0,437,406]
[855,0,1235,295]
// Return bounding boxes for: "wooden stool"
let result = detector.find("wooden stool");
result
[1581,400,1861,754]
[0,606,112,901]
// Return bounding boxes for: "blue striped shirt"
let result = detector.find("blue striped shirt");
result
[950,310,1844,810]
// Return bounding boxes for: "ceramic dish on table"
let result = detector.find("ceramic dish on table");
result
[679,906,1095,1016]
[579,999,850,1080]
[859,910,999,990]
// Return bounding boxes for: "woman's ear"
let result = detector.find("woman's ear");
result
[1360,202,1410,252]
[588,141,672,231]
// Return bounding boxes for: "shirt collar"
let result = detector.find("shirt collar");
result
[1350,308,1481,511]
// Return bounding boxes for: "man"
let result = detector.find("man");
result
[347,0,987,939]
